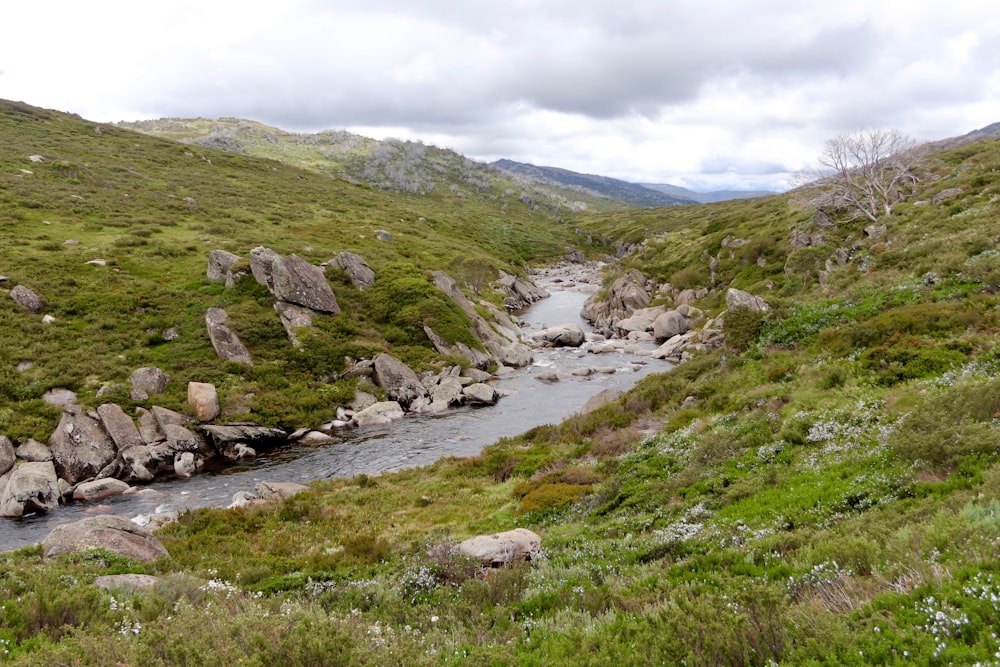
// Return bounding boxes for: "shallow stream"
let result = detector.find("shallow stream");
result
[0,279,671,551]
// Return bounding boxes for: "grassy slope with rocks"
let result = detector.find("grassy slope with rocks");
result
[0,100,584,440]
[117,117,633,214]
[2,101,1000,664]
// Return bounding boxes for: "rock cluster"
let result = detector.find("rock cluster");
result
[0,373,286,519]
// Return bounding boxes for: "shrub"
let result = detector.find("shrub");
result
[724,306,766,352]
[889,376,1000,467]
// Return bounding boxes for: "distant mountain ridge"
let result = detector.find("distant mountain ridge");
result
[638,182,781,204]
[491,159,779,206]
[491,159,696,207]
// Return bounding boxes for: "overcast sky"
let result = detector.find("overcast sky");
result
[2,1,998,191]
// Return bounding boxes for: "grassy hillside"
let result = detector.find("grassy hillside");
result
[117,117,632,214]
[0,100,583,440]
[3,103,1000,664]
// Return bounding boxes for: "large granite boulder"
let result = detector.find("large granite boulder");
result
[274,301,315,347]
[373,353,427,409]
[10,285,45,313]
[129,366,170,401]
[15,439,52,462]
[249,247,340,313]
[49,411,117,486]
[495,271,549,310]
[349,401,405,427]
[462,382,499,406]
[615,306,666,336]
[0,461,60,517]
[582,270,654,335]
[531,324,586,348]
[652,310,690,341]
[725,288,771,313]
[187,382,220,422]
[72,478,131,502]
[329,252,376,289]
[457,528,542,567]
[42,515,168,562]
[207,249,243,286]
[205,308,253,364]
[96,403,144,450]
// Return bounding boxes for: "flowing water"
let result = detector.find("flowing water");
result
[0,281,671,552]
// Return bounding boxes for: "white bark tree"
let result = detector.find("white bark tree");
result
[816,128,921,222]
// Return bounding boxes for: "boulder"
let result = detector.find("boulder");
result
[495,271,549,310]
[10,285,45,313]
[136,407,164,444]
[96,404,144,450]
[255,481,309,502]
[49,411,117,486]
[152,405,193,432]
[206,249,243,285]
[205,307,253,364]
[725,288,770,313]
[199,423,286,460]
[42,388,77,408]
[116,446,156,483]
[581,270,654,335]
[42,515,168,562]
[15,438,52,462]
[274,300,315,347]
[349,401,405,427]
[375,230,394,242]
[457,528,542,566]
[173,452,200,478]
[431,271,532,368]
[652,310,690,341]
[187,382,220,422]
[249,247,340,313]
[615,306,666,335]
[531,324,586,348]
[329,252,376,289]
[423,376,464,412]
[130,366,169,394]
[163,424,211,457]
[72,478,132,502]
[0,436,14,476]
[0,461,60,517]
[372,353,427,408]
[462,383,499,406]
[424,326,493,370]
[580,388,625,415]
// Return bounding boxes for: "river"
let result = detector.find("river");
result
[0,278,671,551]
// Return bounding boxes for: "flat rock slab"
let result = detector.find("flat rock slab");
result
[43,515,168,562]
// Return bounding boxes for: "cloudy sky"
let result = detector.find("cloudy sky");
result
[2,1,998,191]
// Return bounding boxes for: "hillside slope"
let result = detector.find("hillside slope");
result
[0,99,583,440]
[3,103,1000,665]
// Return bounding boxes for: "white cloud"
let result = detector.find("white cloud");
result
[1,0,998,191]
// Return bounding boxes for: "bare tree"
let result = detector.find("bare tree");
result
[816,128,921,222]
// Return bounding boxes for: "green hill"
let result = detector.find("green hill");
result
[3,100,1000,665]
[0,100,582,439]
[117,117,633,214]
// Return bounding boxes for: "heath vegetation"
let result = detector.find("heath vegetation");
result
[2,101,1000,664]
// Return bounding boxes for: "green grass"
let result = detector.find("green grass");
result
[5,102,1000,663]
